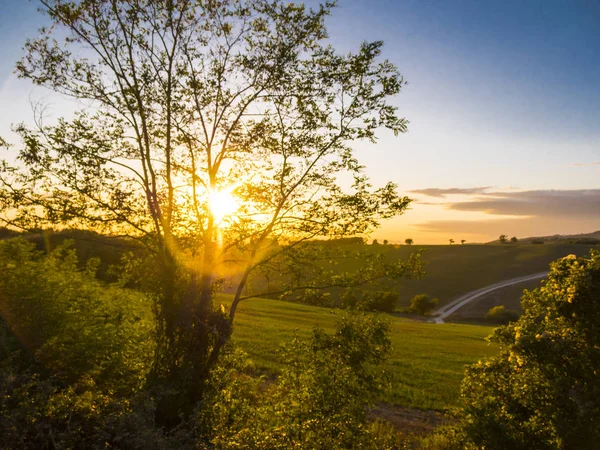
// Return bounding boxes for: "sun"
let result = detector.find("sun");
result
[209,189,239,223]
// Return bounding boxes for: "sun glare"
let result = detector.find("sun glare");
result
[209,189,239,223]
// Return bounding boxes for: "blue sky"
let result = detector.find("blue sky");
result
[0,0,599,243]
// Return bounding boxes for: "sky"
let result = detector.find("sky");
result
[0,0,599,243]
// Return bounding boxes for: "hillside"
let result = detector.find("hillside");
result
[4,228,594,312]
[321,241,597,307]
[488,230,600,244]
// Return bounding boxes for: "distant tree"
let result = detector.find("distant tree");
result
[449,239,455,245]
[408,294,439,316]
[455,250,600,449]
[484,305,519,324]
[499,234,508,244]
[383,239,389,245]
[461,239,466,245]
[531,239,545,245]
[372,239,379,245]
[405,238,414,245]
[510,236,518,243]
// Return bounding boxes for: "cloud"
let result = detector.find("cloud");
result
[572,162,600,167]
[447,189,600,218]
[408,186,492,198]
[415,217,600,240]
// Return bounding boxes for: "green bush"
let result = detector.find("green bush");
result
[453,250,600,449]
[197,313,395,449]
[408,294,439,315]
[484,305,520,324]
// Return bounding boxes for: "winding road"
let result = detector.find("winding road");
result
[431,272,548,324]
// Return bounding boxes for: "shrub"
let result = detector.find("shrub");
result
[408,294,439,316]
[197,313,395,449]
[484,305,520,324]
[361,291,399,313]
[453,250,600,449]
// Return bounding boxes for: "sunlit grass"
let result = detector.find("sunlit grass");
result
[221,295,498,411]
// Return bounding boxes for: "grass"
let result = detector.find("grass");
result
[226,295,498,411]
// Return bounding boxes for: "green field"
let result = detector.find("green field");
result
[227,295,497,411]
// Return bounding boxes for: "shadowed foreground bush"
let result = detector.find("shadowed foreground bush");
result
[0,239,155,448]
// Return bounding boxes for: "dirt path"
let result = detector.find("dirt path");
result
[431,272,548,324]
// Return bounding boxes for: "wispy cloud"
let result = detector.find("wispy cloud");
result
[414,217,600,239]
[408,186,492,198]
[571,162,600,167]
[446,189,600,218]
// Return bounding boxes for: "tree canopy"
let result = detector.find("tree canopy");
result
[0,0,416,421]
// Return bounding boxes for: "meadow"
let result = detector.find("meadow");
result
[226,295,498,411]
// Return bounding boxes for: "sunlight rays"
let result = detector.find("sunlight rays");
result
[209,189,240,223]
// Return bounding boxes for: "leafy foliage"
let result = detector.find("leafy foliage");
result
[342,289,399,313]
[454,250,600,449]
[197,313,395,449]
[0,2,416,418]
[0,238,155,448]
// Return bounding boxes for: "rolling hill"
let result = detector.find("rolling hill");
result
[319,241,597,308]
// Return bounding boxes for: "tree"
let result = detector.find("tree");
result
[461,239,466,245]
[510,236,518,243]
[0,0,414,419]
[449,238,455,245]
[405,238,413,245]
[499,234,508,243]
[455,250,600,449]
[408,293,439,316]
[383,239,388,245]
